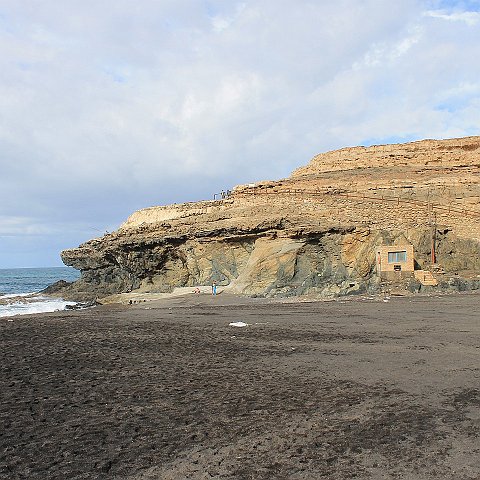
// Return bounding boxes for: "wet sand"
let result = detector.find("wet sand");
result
[1,293,479,479]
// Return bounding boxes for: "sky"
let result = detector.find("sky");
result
[1,0,480,268]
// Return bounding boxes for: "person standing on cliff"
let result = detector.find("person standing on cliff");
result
[212,281,217,295]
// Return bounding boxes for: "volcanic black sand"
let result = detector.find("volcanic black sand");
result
[1,293,479,479]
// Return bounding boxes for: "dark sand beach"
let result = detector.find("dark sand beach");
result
[1,293,479,479]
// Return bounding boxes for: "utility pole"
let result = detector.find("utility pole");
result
[431,213,436,264]
[426,188,436,266]
[428,203,436,265]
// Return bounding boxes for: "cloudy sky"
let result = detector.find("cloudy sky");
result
[1,0,479,268]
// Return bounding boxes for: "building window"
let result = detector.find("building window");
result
[388,251,407,263]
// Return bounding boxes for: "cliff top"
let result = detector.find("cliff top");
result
[113,135,480,238]
[292,135,480,176]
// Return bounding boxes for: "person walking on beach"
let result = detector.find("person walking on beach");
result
[212,281,217,295]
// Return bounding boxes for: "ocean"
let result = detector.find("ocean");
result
[0,267,80,318]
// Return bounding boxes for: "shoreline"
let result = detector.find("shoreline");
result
[2,286,480,320]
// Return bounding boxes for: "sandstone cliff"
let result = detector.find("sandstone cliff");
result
[60,136,480,301]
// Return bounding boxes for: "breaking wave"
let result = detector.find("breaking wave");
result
[0,295,77,318]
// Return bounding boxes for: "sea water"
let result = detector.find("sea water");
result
[0,267,80,318]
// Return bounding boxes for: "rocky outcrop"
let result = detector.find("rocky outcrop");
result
[60,136,480,301]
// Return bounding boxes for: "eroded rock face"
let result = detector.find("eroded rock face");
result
[60,136,480,300]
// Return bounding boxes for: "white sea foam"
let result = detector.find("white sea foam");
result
[0,292,37,299]
[0,296,77,318]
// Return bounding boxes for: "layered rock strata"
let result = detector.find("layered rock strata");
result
[61,136,480,300]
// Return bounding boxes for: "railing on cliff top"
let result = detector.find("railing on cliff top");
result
[232,186,480,218]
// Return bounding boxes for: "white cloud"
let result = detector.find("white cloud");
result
[424,9,480,25]
[354,25,423,68]
[212,16,231,33]
[0,216,58,236]
[0,0,480,266]
[211,2,246,32]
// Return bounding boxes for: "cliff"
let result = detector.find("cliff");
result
[60,136,480,301]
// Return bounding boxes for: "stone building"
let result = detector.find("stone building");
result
[376,245,415,275]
